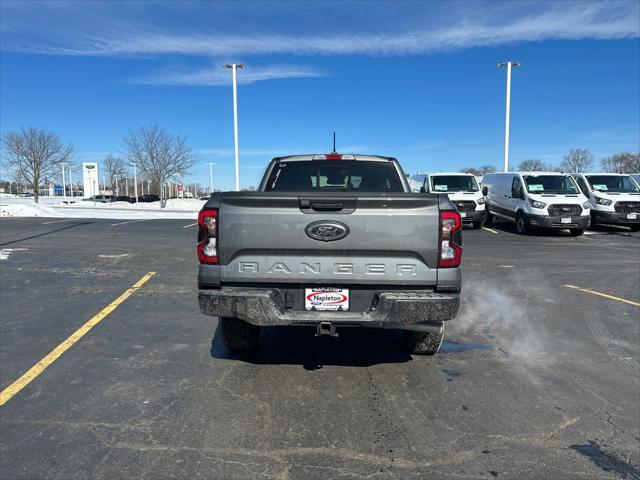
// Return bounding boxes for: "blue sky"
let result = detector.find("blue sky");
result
[1,0,639,190]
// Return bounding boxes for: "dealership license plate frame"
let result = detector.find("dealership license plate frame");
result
[627,213,637,220]
[305,288,350,311]
[561,217,571,224]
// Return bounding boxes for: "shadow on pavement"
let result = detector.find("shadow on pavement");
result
[210,326,497,367]
[0,221,94,246]
[570,441,640,480]
[211,325,414,368]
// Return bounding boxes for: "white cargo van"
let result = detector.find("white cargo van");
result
[483,172,590,235]
[571,173,640,231]
[411,172,486,228]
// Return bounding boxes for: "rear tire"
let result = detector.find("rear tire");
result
[405,323,445,355]
[630,225,640,232]
[569,228,585,236]
[515,212,529,235]
[219,317,261,351]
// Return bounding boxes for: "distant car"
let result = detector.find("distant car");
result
[139,194,160,203]
[111,195,134,203]
[83,195,112,203]
[19,192,34,197]
[198,196,210,201]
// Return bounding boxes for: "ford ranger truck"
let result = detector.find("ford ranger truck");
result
[197,154,462,355]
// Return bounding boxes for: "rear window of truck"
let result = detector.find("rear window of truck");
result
[264,160,404,192]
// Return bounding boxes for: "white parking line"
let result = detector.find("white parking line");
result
[41,219,76,225]
[183,222,198,228]
[482,227,498,234]
[111,220,146,227]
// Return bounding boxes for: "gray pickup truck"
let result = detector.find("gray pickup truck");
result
[197,153,462,355]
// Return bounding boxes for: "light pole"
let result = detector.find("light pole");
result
[61,164,67,201]
[208,162,216,193]
[68,167,74,198]
[114,175,119,196]
[132,163,138,203]
[224,63,246,191]
[497,61,521,172]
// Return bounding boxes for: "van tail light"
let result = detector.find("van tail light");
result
[439,210,462,268]
[197,209,218,264]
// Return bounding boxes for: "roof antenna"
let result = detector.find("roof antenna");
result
[331,131,337,153]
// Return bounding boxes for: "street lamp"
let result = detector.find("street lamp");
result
[224,63,246,191]
[68,166,74,198]
[131,163,139,203]
[207,162,216,193]
[61,164,67,201]
[497,61,522,172]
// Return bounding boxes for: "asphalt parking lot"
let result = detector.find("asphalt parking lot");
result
[0,216,638,480]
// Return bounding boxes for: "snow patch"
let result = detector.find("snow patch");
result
[1,197,203,219]
[0,248,28,260]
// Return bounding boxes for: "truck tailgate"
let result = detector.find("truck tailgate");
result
[208,192,440,286]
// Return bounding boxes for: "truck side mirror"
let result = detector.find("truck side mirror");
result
[420,186,426,193]
[482,186,488,196]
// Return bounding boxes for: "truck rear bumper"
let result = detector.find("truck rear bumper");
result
[199,287,459,330]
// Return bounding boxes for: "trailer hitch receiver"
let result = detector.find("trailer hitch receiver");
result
[316,322,338,337]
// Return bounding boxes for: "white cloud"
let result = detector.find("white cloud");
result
[2,2,638,58]
[132,64,324,86]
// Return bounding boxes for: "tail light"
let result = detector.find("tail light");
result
[197,209,218,264]
[439,210,462,268]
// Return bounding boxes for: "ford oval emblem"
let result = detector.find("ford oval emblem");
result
[305,220,349,242]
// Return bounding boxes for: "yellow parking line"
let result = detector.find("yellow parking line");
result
[0,272,156,408]
[183,222,198,228]
[564,285,640,307]
[482,227,498,234]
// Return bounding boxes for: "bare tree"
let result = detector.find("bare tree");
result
[601,152,640,173]
[123,126,195,204]
[517,159,552,172]
[461,165,497,176]
[102,154,126,189]
[1,127,73,203]
[559,148,593,172]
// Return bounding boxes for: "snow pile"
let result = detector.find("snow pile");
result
[1,202,59,217]
[0,197,199,219]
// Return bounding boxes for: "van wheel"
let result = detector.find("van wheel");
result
[219,317,261,351]
[405,323,445,355]
[515,212,529,235]
[569,228,585,236]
